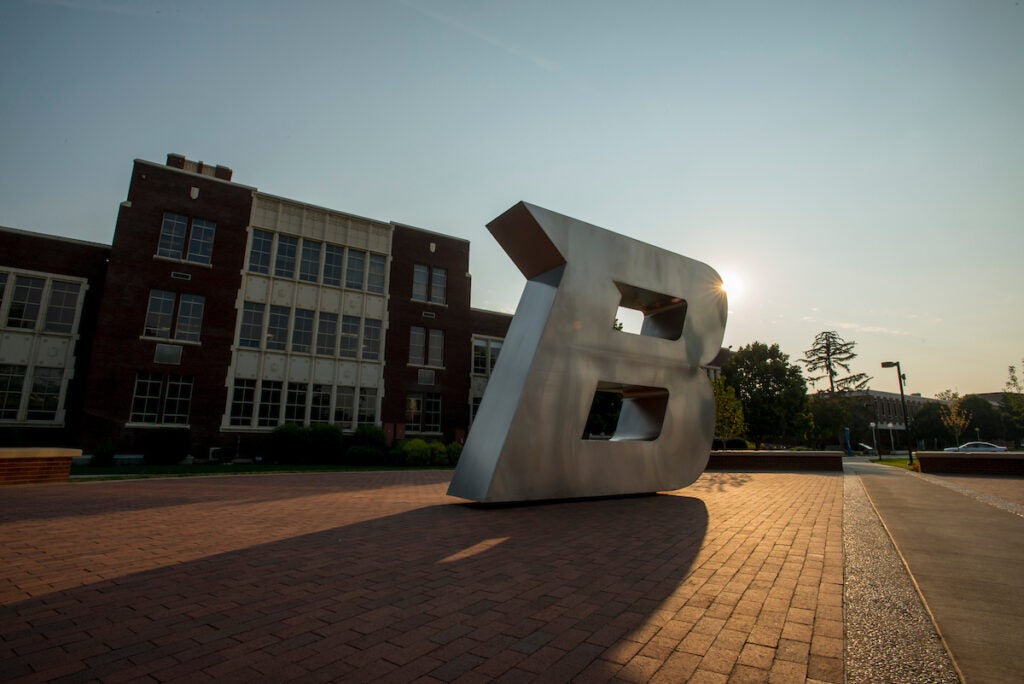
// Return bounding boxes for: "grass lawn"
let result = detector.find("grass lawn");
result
[873,456,917,471]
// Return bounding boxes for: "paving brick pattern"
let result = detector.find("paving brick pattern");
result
[1,471,843,682]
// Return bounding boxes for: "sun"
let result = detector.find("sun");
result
[719,271,745,300]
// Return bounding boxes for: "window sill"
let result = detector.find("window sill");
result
[411,299,448,308]
[153,255,213,269]
[140,336,202,346]
[408,364,446,370]
[124,422,191,429]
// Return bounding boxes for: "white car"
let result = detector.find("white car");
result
[943,442,1008,452]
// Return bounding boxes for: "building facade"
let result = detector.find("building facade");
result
[2,154,514,455]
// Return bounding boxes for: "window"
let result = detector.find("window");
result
[156,213,188,259]
[323,245,345,286]
[412,264,429,302]
[362,318,382,361]
[248,230,273,274]
[411,265,447,304]
[409,326,426,365]
[144,290,176,338]
[0,273,8,306]
[43,282,81,334]
[367,254,386,293]
[258,381,282,426]
[275,236,298,278]
[406,392,441,433]
[346,250,366,289]
[473,337,503,376]
[335,386,355,427]
[130,373,163,423]
[156,213,216,264]
[230,379,256,426]
[316,312,338,356]
[0,365,26,420]
[239,302,265,348]
[310,385,331,424]
[339,315,360,359]
[175,294,205,343]
[357,387,377,426]
[143,290,205,342]
[267,306,290,351]
[185,219,216,265]
[292,309,314,353]
[285,382,307,423]
[428,329,444,367]
[410,327,443,367]
[25,368,62,420]
[163,375,193,424]
[6,276,45,329]
[299,240,322,283]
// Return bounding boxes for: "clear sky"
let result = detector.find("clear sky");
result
[2,0,1021,398]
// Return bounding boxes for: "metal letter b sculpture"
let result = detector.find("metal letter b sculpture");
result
[448,203,727,503]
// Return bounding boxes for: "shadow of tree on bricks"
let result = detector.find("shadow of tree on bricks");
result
[687,471,753,493]
[0,492,707,682]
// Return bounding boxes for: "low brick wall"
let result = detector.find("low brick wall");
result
[916,451,1024,476]
[706,450,844,471]
[0,448,81,485]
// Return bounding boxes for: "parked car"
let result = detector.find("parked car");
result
[943,442,1008,452]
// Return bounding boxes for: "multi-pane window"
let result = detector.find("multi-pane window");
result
[6,276,45,329]
[428,329,444,367]
[275,236,298,278]
[267,306,290,351]
[143,290,176,338]
[175,294,205,343]
[0,365,27,420]
[43,282,81,334]
[409,327,443,367]
[323,245,345,286]
[230,379,256,426]
[299,241,322,283]
[362,318,382,361]
[358,387,377,425]
[411,264,447,304]
[258,381,282,426]
[285,382,307,423]
[26,367,62,420]
[156,212,216,264]
[335,386,356,426]
[143,290,205,342]
[0,274,7,307]
[163,375,194,424]
[239,302,265,348]
[339,316,360,358]
[316,312,338,355]
[292,309,314,353]
[409,326,426,365]
[346,250,366,289]
[367,254,386,293]
[130,373,163,423]
[185,219,216,265]
[406,392,441,433]
[248,230,273,274]
[129,373,194,424]
[310,385,331,424]
[473,337,503,376]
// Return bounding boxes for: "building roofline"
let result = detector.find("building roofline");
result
[0,224,111,250]
[392,221,470,244]
[254,191,391,229]
[135,158,258,191]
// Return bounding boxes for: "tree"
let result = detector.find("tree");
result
[910,402,950,450]
[936,390,972,446]
[722,342,809,447]
[1005,361,1024,445]
[712,377,746,445]
[807,392,876,450]
[800,330,871,393]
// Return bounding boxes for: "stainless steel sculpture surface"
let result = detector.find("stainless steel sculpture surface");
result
[448,202,728,503]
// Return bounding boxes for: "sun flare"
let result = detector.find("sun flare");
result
[719,271,745,300]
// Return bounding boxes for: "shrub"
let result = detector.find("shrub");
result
[349,425,386,451]
[270,424,310,464]
[309,424,345,464]
[142,429,191,465]
[445,442,463,467]
[90,439,117,467]
[345,445,383,466]
[401,439,433,467]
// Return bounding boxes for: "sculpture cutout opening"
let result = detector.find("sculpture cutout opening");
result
[448,202,728,503]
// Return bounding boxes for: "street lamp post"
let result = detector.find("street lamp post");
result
[882,361,914,465]
[869,421,878,457]
[888,422,895,453]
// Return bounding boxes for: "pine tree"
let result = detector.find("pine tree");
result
[800,330,870,393]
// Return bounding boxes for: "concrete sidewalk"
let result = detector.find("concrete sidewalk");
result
[1,470,843,683]
[848,461,1024,683]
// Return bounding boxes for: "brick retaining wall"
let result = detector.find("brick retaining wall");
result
[706,450,844,471]
[0,448,81,485]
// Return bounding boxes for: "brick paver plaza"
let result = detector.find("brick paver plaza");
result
[2,471,845,682]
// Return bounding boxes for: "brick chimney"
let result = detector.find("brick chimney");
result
[165,153,233,181]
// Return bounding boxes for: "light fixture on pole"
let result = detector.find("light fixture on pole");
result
[881,361,914,465]
[869,421,877,458]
